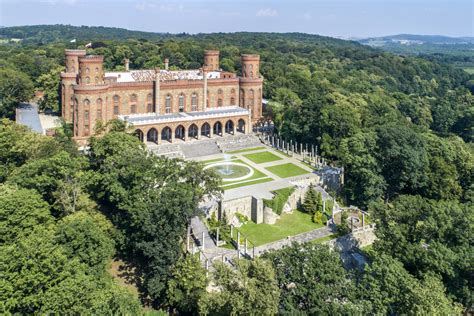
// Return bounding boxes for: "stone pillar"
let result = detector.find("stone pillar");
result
[157,131,162,145]
[237,232,240,251]
[171,130,175,143]
[203,67,208,111]
[362,213,365,228]
[323,199,326,214]
[124,58,129,71]
[164,58,169,70]
[233,123,236,135]
[244,238,248,255]
[184,128,188,141]
[197,126,201,140]
[154,68,160,114]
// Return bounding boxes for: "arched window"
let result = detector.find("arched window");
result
[250,64,253,70]
[113,95,120,115]
[130,94,137,114]
[249,89,255,106]
[147,93,153,112]
[231,88,235,94]
[85,67,90,74]
[94,76,99,83]
[85,77,90,84]
[165,94,171,114]
[191,93,197,111]
[96,98,102,120]
[218,98,223,107]
[178,93,185,112]
[250,71,253,78]
[240,89,245,107]
[230,97,235,105]
[95,67,99,74]
[71,65,75,72]
[83,99,90,107]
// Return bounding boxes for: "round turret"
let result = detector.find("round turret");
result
[204,50,220,71]
[78,55,104,85]
[241,54,260,79]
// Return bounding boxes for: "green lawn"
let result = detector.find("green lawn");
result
[263,186,295,215]
[227,146,266,154]
[311,234,338,244]
[238,210,323,246]
[462,67,474,74]
[265,163,310,178]
[243,151,283,164]
[221,177,273,190]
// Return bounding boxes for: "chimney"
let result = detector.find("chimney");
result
[124,58,130,72]
[164,58,169,70]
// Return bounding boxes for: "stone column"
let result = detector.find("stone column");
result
[157,131,162,145]
[203,67,208,111]
[154,68,160,114]
[197,126,201,140]
[233,123,236,135]
[171,130,175,143]
[186,225,191,252]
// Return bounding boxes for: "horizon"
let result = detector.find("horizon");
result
[0,0,472,38]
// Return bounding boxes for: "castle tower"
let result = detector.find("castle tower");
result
[78,55,104,85]
[204,50,219,71]
[61,50,86,122]
[239,54,263,121]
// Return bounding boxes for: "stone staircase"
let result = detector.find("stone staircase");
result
[180,140,221,158]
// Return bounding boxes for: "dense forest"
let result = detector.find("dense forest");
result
[0,25,473,314]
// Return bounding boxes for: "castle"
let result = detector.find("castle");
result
[60,49,263,145]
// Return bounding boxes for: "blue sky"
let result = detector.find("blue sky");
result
[0,0,472,38]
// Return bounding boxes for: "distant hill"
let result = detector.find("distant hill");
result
[0,24,180,44]
[358,34,474,46]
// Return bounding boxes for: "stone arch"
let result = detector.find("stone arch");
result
[175,124,185,140]
[161,126,172,142]
[237,119,246,133]
[230,97,236,105]
[225,120,234,135]
[135,129,144,142]
[213,121,223,136]
[201,122,211,138]
[188,123,198,139]
[147,128,158,144]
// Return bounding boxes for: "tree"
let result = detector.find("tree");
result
[370,195,473,307]
[302,184,318,214]
[55,211,115,272]
[36,66,62,112]
[263,243,365,314]
[0,184,52,244]
[359,254,462,314]
[0,226,141,314]
[166,255,207,313]
[198,259,280,315]
[337,211,351,235]
[0,68,34,118]
[89,131,221,304]
[375,123,429,199]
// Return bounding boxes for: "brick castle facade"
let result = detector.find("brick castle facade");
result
[60,49,263,145]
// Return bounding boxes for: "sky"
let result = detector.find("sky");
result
[0,0,472,38]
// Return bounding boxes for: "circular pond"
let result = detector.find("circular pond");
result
[204,162,254,182]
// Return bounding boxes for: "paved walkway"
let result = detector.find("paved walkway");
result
[201,225,335,261]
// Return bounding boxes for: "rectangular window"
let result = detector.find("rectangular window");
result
[114,106,119,115]
[97,109,102,120]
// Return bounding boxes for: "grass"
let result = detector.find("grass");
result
[265,163,310,178]
[227,146,266,154]
[221,177,273,190]
[462,67,474,74]
[238,210,323,246]
[311,233,338,244]
[263,186,296,215]
[243,151,283,164]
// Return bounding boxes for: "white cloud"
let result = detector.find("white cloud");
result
[256,8,278,17]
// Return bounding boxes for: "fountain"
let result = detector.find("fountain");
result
[204,157,254,182]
